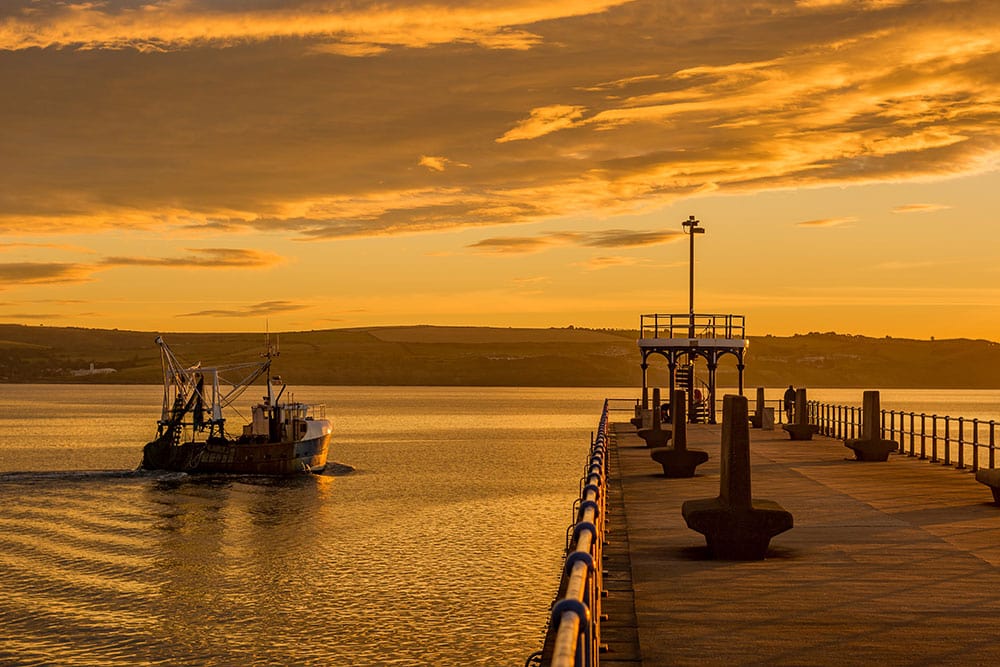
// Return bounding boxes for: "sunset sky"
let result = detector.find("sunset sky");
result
[1,0,998,339]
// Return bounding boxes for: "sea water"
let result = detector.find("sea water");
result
[0,385,616,666]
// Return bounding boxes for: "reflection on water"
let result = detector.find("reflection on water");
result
[0,386,606,666]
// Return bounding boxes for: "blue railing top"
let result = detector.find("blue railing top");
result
[529,400,609,667]
[640,313,745,340]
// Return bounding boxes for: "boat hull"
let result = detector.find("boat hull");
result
[142,431,332,475]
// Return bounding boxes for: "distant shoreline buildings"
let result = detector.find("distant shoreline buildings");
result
[69,362,117,377]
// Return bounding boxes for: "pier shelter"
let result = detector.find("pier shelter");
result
[638,313,748,424]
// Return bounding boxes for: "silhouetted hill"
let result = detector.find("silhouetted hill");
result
[1,324,999,388]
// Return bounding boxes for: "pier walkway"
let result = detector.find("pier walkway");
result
[602,420,1000,666]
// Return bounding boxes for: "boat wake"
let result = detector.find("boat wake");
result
[321,462,356,475]
[0,469,173,484]
[1,462,354,485]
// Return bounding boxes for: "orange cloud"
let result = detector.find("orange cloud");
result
[0,0,996,244]
[497,105,587,143]
[0,1,630,52]
[177,301,310,318]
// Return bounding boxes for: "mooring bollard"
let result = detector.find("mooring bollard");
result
[681,395,793,560]
[749,387,765,428]
[637,387,671,448]
[844,390,897,461]
[782,388,818,440]
[650,389,708,477]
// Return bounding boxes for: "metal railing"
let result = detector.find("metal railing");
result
[710,397,793,425]
[640,313,745,340]
[528,400,610,667]
[807,401,999,472]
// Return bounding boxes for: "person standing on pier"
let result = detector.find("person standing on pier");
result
[783,385,796,423]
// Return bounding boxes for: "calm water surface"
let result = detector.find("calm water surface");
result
[0,385,616,666]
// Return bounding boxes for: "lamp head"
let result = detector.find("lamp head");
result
[682,215,704,233]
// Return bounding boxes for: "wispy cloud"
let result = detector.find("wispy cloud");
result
[576,255,646,270]
[582,229,682,248]
[468,228,681,254]
[796,217,857,228]
[892,203,952,214]
[177,301,311,318]
[100,248,281,269]
[0,312,63,320]
[467,231,583,254]
[512,276,550,286]
[0,242,93,253]
[0,248,281,291]
[0,262,95,285]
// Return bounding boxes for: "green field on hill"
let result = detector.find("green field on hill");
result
[2,324,999,388]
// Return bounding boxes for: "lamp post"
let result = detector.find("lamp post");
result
[682,215,704,337]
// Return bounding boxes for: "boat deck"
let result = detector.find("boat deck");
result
[602,420,1000,666]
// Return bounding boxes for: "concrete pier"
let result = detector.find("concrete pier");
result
[600,419,1000,666]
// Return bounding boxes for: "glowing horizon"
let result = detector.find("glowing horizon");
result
[1,1,998,340]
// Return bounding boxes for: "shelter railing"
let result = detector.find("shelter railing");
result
[527,400,610,667]
[640,313,745,340]
[807,400,999,472]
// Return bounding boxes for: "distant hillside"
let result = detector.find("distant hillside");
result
[1,324,1000,388]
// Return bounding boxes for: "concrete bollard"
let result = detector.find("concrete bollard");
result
[682,395,793,559]
[975,468,1000,504]
[637,387,671,448]
[782,388,818,440]
[632,386,651,428]
[631,402,643,428]
[844,390,897,461]
[650,389,708,477]
[750,387,765,428]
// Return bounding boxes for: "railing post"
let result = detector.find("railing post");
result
[920,414,927,460]
[972,419,980,472]
[930,415,938,463]
[909,412,916,459]
[957,417,965,469]
[991,421,996,470]
[889,410,903,454]
[903,411,909,455]
[943,417,950,465]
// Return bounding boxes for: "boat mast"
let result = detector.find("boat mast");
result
[153,336,270,441]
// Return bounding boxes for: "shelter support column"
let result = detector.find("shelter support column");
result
[641,360,649,410]
[737,356,745,396]
[707,356,718,424]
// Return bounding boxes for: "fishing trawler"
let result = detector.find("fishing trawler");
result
[141,336,332,475]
